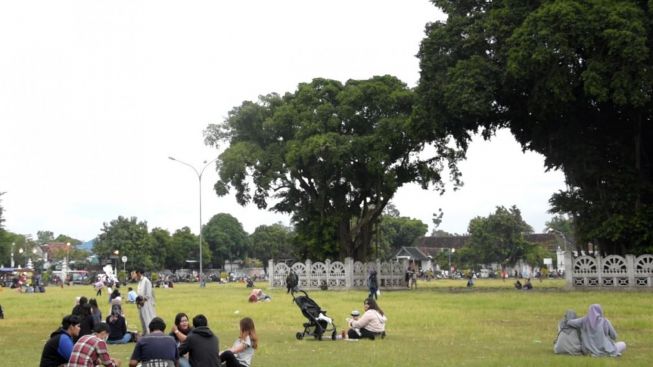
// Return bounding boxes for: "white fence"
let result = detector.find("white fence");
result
[268,258,406,290]
[564,253,653,288]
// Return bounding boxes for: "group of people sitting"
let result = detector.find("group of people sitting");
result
[514,278,533,290]
[40,292,259,367]
[554,304,627,357]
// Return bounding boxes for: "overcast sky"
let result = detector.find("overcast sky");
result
[0,1,566,242]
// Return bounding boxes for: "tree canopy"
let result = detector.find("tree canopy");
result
[205,75,461,260]
[374,205,428,259]
[94,216,157,271]
[461,205,538,267]
[202,213,249,267]
[249,223,296,265]
[417,0,653,255]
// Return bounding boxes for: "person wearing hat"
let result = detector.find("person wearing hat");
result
[347,310,362,339]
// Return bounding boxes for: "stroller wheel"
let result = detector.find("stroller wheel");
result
[331,330,337,340]
[296,332,304,340]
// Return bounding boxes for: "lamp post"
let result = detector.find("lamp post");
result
[18,247,24,268]
[547,228,570,272]
[63,242,70,283]
[112,250,120,275]
[10,242,15,268]
[448,248,455,278]
[169,156,218,288]
[547,228,569,252]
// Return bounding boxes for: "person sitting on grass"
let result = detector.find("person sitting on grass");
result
[523,278,533,290]
[67,322,121,367]
[106,304,132,345]
[127,287,137,303]
[129,317,178,367]
[553,309,582,355]
[220,317,258,367]
[345,298,386,340]
[514,280,522,290]
[39,315,81,367]
[178,314,220,367]
[170,312,193,367]
[566,304,626,357]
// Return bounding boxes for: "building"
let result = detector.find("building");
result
[393,247,432,271]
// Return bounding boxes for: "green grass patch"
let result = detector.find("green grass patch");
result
[0,279,651,366]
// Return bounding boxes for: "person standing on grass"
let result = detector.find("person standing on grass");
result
[67,322,121,367]
[95,279,104,297]
[367,269,378,300]
[220,317,258,367]
[129,317,178,367]
[132,269,156,335]
[39,315,81,367]
[178,314,220,367]
[567,304,626,356]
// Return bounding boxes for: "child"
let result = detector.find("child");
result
[346,310,361,339]
[220,317,258,367]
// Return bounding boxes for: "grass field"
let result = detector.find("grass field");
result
[1,279,651,366]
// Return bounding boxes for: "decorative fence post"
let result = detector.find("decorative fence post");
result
[626,255,635,287]
[305,259,312,289]
[345,257,353,288]
[564,252,573,289]
[325,259,331,288]
[268,259,274,288]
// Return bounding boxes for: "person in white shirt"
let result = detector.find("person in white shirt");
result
[127,287,137,303]
[346,298,387,340]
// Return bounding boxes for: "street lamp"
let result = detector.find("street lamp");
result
[113,250,120,275]
[169,156,218,288]
[547,228,569,252]
[63,242,71,283]
[10,242,15,268]
[18,247,24,268]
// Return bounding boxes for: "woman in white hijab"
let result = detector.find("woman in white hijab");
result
[567,304,626,356]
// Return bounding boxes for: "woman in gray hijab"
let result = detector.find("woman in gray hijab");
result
[567,304,626,356]
[553,309,582,355]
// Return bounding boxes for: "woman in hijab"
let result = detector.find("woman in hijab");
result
[553,310,582,355]
[567,304,626,356]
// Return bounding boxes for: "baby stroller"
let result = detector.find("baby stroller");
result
[291,290,337,340]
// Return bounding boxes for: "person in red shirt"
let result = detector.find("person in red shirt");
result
[68,323,121,367]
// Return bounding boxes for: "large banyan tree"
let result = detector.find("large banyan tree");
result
[205,76,461,260]
[417,0,653,254]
